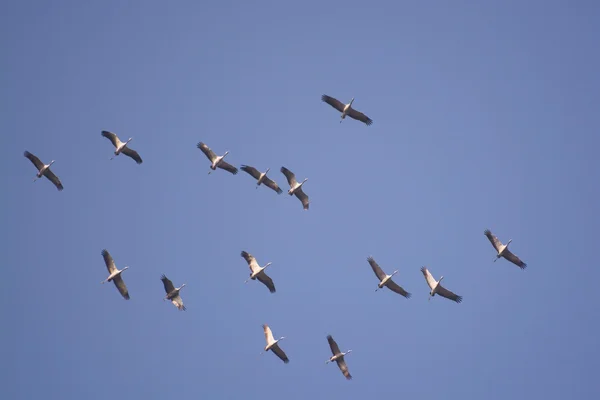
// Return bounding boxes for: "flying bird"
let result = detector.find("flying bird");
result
[240,165,283,194]
[160,274,186,311]
[24,151,64,191]
[241,251,276,293]
[484,229,527,269]
[101,131,143,164]
[280,166,309,210]
[197,142,238,175]
[321,94,373,126]
[326,335,352,380]
[261,324,289,364]
[367,256,411,298]
[420,266,462,303]
[100,249,130,300]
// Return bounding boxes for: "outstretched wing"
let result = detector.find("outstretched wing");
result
[503,249,527,269]
[484,229,503,253]
[240,165,262,180]
[241,251,260,274]
[420,266,437,290]
[263,324,275,344]
[280,166,298,187]
[160,274,176,294]
[262,176,283,194]
[321,94,346,112]
[24,151,44,171]
[367,256,387,281]
[437,284,463,303]
[101,131,121,148]
[217,160,238,175]
[271,343,289,364]
[197,142,217,162]
[326,335,341,356]
[101,249,117,274]
[44,168,64,191]
[112,275,130,300]
[121,147,143,164]
[336,357,352,380]
[385,279,411,299]
[294,187,309,210]
[171,294,186,311]
[347,107,373,126]
[257,271,276,293]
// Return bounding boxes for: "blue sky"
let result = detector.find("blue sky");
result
[2,1,599,399]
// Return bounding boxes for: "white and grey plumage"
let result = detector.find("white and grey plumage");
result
[326,335,352,380]
[101,131,143,164]
[280,166,309,210]
[321,94,373,126]
[484,229,527,269]
[24,151,64,191]
[367,256,411,298]
[261,324,289,364]
[160,274,186,311]
[100,249,130,300]
[197,142,238,175]
[240,165,283,194]
[241,251,276,293]
[420,266,462,303]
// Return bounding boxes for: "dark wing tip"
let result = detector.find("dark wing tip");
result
[327,334,333,340]
[160,274,167,280]
[56,184,64,191]
[123,293,131,300]
[484,229,492,235]
[101,249,109,256]
[405,292,412,299]
[321,94,329,101]
[196,142,205,149]
[24,150,31,157]
[241,250,249,258]
[455,296,463,303]
[365,118,373,126]
[269,287,276,293]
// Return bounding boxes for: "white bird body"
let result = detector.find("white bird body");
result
[100,249,130,300]
[261,324,289,363]
[420,266,463,303]
[240,165,283,194]
[241,251,276,293]
[321,94,373,126]
[24,151,64,191]
[484,229,527,269]
[326,335,352,380]
[101,131,143,164]
[280,166,310,209]
[197,142,238,175]
[367,257,411,298]
[160,274,187,311]
[378,271,398,288]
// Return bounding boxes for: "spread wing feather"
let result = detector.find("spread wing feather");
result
[321,95,346,112]
[121,147,143,164]
[160,274,176,294]
[24,151,44,170]
[367,256,387,281]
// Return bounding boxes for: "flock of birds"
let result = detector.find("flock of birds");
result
[23,94,528,380]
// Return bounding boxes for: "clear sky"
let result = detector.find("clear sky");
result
[2,1,599,399]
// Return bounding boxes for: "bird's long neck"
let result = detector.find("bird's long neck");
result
[265,168,270,174]
[392,270,399,276]
[263,262,272,269]
[507,239,512,247]
[126,138,132,145]
[49,160,55,166]
[349,98,355,106]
